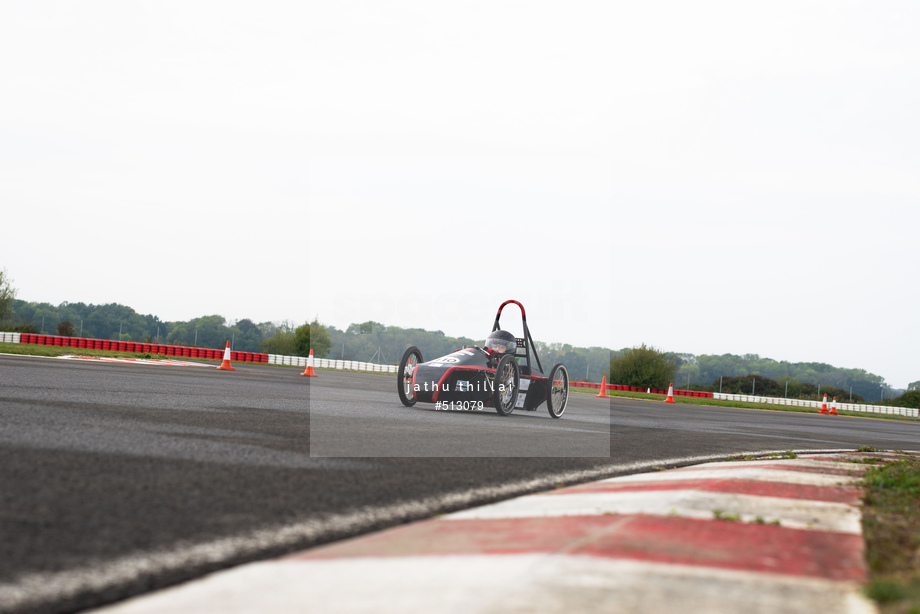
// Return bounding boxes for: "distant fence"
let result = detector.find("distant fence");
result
[571,381,714,398]
[267,354,397,373]
[569,377,918,418]
[6,332,268,363]
[712,392,919,418]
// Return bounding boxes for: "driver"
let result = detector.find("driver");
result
[485,330,516,356]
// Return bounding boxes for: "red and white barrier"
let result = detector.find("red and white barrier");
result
[10,333,269,363]
[713,392,919,418]
[90,451,895,613]
[267,353,397,373]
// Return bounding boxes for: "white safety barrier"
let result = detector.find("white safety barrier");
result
[713,392,919,418]
[0,332,21,343]
[266,353,397,373]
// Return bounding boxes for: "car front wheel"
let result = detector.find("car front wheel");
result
[493,354,520,416]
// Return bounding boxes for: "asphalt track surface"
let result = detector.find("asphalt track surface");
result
[2,353,919,613]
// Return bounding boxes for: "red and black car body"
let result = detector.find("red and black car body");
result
[397,300,570,418]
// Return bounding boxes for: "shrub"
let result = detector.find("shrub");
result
[610,344,676,389]
[891,390,920,409]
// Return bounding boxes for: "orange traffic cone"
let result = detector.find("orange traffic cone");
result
[301,349,318,377]
[217,341,235,371]
[829,396,838,416]
[664,382,676,403]
[596,375,609,398]
[819,394,828,414]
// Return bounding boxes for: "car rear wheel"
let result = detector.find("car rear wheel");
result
[547,363,569,418]
[398,346,422,407]
[493,354,520,416]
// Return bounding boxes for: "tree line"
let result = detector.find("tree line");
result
[3,299,285,353]
[611,345,908,403]
[672,352,896,402]
[323,320,613,383]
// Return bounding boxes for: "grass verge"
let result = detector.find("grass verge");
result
[862,453,920,613]
[571,385,918,422]
[722,450,798,462]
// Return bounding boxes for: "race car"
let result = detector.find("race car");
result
[397,300,569,418]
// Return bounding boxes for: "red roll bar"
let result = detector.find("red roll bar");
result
[491,299,542,374]
[495,299,526,322]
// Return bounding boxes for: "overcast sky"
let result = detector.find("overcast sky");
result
[1,2,918,387]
